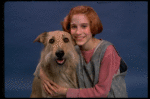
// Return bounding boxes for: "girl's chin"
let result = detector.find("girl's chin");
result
[76,41,85,46]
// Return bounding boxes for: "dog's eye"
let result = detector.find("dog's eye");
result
[49,39,55,44]
[63,38,69,43]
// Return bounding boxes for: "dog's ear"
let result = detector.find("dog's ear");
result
[33,32,47,45]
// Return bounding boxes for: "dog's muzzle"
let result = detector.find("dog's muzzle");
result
[55,50,66,65]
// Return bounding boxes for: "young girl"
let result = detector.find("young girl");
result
[34,5,128,98]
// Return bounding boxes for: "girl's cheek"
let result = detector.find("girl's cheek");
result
[70,31,75,39]
[71,29,75,35]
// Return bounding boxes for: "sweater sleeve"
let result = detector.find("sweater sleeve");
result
[66,45,121,98]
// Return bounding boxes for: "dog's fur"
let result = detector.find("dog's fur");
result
[30,31,79,98]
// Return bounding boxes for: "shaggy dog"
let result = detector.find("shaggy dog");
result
[30,31,79,98]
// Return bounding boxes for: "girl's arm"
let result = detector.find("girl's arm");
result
[66,45,121,98]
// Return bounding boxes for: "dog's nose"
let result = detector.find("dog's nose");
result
[55,50,64,58]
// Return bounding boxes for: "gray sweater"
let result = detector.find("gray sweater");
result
[75,40,128,98]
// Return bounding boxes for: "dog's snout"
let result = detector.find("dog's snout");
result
[55,50,64,58]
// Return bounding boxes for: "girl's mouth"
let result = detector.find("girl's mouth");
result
[75,36,86,41]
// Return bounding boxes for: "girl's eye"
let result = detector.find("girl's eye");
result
[49,39,55,44]
[71,25,77,29]
[81,25,87,28]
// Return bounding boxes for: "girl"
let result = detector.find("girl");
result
[34,5,128,98]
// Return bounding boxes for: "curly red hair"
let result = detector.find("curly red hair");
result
[61,5,103,36]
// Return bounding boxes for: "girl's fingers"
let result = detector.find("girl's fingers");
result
[43,80,58,93]
[47,79,59,88]
[43,83,53,95]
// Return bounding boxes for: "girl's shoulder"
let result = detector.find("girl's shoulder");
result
[100,39,119,55]
[93,39,118,60]
[95,39,114,52]
[100,39,113,46]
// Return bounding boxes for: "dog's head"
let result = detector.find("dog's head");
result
[33,30,78,67]
[33,31,76,46]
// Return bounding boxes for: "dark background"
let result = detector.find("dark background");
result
[4,1,148,98]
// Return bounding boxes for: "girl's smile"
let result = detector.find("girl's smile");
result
[74,36,86,41]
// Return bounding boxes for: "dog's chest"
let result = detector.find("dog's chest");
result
[54,74,74,88]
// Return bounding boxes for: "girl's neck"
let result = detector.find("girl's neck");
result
[79,38,100,51]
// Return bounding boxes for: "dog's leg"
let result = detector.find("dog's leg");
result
[30,77,42,98]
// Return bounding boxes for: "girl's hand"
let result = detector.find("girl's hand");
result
[39,67,68,97]
[43,79,68,97]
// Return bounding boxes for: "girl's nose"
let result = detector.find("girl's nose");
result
[76,27,82,35]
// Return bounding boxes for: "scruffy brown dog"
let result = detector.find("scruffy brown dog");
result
[30,31,79,98]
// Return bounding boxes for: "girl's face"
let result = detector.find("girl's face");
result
[70,14,92,46]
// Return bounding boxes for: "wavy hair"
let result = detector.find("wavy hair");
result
[61,5,103,36]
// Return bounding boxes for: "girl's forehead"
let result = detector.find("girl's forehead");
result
[71,14,89,24]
